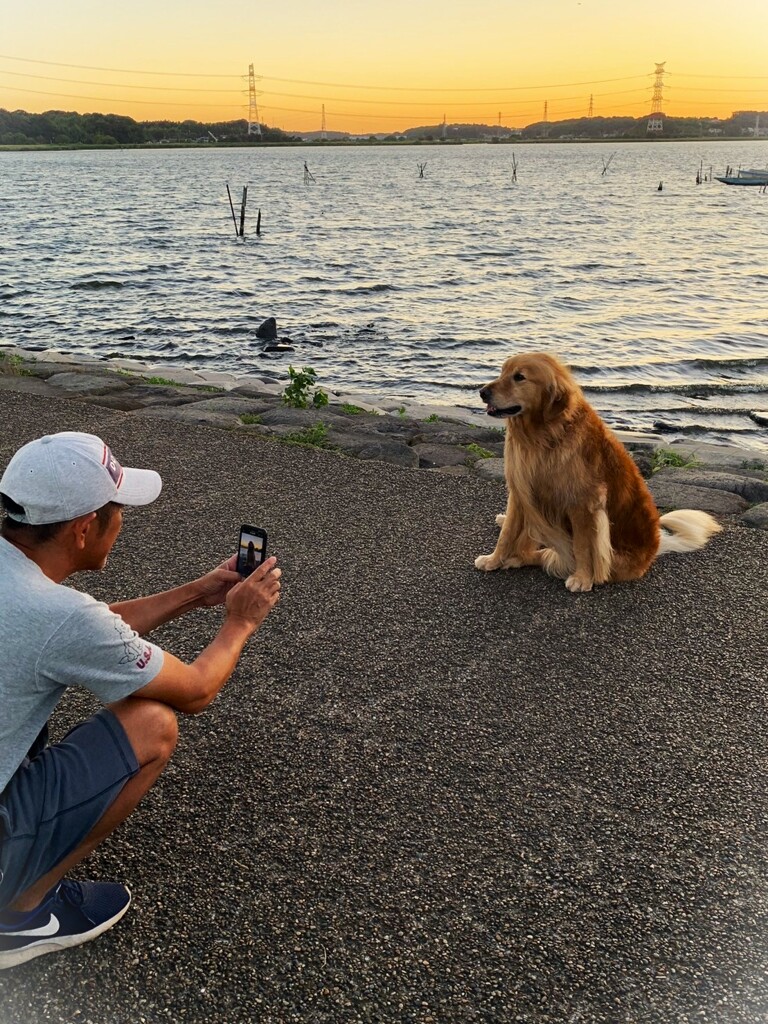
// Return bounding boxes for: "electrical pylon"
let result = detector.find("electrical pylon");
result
[647,62,666,133]
[588,94,594,118]
[247,64,262,137]
[321,104,326,140]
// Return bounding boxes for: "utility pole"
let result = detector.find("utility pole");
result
[247,64,262,137]
[321,104,327,141]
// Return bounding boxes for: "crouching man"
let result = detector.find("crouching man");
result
[0,431,281,969]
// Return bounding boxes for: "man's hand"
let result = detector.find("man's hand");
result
[224,556,281,632]
[193,555,243,608]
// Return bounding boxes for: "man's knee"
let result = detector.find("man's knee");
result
[110,698,178,768]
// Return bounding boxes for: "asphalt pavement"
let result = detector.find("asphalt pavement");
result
[1,389,767,1024]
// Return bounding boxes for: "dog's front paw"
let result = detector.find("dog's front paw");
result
[494,513,506,528]
[475,553,502,572]
[565,573,594,593]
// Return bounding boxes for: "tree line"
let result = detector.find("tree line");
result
[1,107,766,147]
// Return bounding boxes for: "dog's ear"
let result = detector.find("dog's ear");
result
[545,366,571,417]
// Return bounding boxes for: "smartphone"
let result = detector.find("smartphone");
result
[237,525,268,578]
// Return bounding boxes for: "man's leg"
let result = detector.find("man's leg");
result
[9,696,177,912]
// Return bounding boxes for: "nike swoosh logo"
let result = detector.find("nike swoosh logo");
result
[12,914,60,938]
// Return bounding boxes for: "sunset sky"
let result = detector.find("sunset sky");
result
[1,0,767,132]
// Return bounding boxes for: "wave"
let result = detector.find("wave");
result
[70,280,125,290]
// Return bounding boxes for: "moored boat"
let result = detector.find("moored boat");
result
[715,166,768,186]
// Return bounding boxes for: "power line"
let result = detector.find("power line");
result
[0,53,240,78]
[0,69,242,93]
[0,54,649,92]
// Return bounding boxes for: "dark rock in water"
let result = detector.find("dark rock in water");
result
[256,317,277,341]
[261,340,295,355]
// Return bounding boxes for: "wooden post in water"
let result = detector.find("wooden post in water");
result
[417,162,427,178]
[239,186,248,237]
[225,184,239,238]
[511,152,518,183]
[256,209,262,236]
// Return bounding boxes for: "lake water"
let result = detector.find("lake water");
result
[1,141,767,451]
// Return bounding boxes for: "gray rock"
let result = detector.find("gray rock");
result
[130,406,237,428]
[176,396,276,417]
[740,503,768,530]
[46,372,131,396]
[81,385,215,412]
[412,427,505,447]
[255,317,277,341]
[472,457,506,482]
[411,443,473,470]
[651,469,768,505]
[647,477,748,514]
[329,434,419,469]
[631,452,654,478]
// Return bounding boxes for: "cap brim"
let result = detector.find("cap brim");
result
[118,467,163,506]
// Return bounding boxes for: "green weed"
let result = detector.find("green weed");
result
[282,366,329,409]
[651,448,701,473]
[283,421,329,447]
[239,413,263,425]
[463,443,495,459]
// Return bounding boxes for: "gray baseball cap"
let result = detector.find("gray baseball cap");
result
[0,431,162,524]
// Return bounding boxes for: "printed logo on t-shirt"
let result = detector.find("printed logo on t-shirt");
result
[113,619,153,669]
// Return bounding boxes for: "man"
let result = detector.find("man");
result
[0,431,281,969]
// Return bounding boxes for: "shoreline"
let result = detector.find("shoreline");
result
[1,342,767,529]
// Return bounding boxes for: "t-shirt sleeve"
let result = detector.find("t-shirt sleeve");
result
[36,599,165,703]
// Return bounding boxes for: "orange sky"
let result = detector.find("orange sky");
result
[1,0,767,132]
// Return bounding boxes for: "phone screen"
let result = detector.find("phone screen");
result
[237,526,268,577]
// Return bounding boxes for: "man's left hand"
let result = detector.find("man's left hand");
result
[194,555,242,608]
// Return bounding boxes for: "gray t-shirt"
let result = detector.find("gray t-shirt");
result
[0,536,164,792]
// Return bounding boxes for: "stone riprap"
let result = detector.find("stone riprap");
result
[1,346,767,529]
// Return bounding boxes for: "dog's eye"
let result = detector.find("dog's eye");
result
[513,372,526,382]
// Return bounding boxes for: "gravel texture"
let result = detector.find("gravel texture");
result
[1,389,767,1024]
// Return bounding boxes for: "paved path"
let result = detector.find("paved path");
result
[1,390,767,1024]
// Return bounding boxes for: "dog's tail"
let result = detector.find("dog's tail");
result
[657,509,722,556]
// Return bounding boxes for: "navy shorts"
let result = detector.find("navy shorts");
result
[0,709,139,911]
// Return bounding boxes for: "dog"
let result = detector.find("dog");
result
[474,352,722,592]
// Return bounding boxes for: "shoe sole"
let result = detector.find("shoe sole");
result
[0,889,131,970]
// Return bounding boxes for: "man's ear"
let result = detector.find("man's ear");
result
[69,511,98,551]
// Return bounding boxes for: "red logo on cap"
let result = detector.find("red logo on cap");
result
[101,445,124,488]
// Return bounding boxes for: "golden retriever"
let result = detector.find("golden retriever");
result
[474,353,721,592]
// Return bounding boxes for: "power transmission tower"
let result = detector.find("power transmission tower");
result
[647,62,666,133]
[588,94,594,118]
[248,63,262,137]
[321,104,326,140]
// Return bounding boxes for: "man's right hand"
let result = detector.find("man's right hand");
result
[225,556,282,633]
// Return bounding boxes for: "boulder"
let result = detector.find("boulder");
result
[472,458,506,483]
[411,443,473,470]
[647,477,748,515]
[652,469,768,505]
[255,317,278,341]
[740,503,768,530]
[46,372,131,396]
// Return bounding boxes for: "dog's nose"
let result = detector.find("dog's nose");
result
[479,385,492,403]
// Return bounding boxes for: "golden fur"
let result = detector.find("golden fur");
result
[474,353,722,592]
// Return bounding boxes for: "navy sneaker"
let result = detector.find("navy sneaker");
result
[0,879,131,970]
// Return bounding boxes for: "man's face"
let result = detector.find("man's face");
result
[83,505,124,570]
